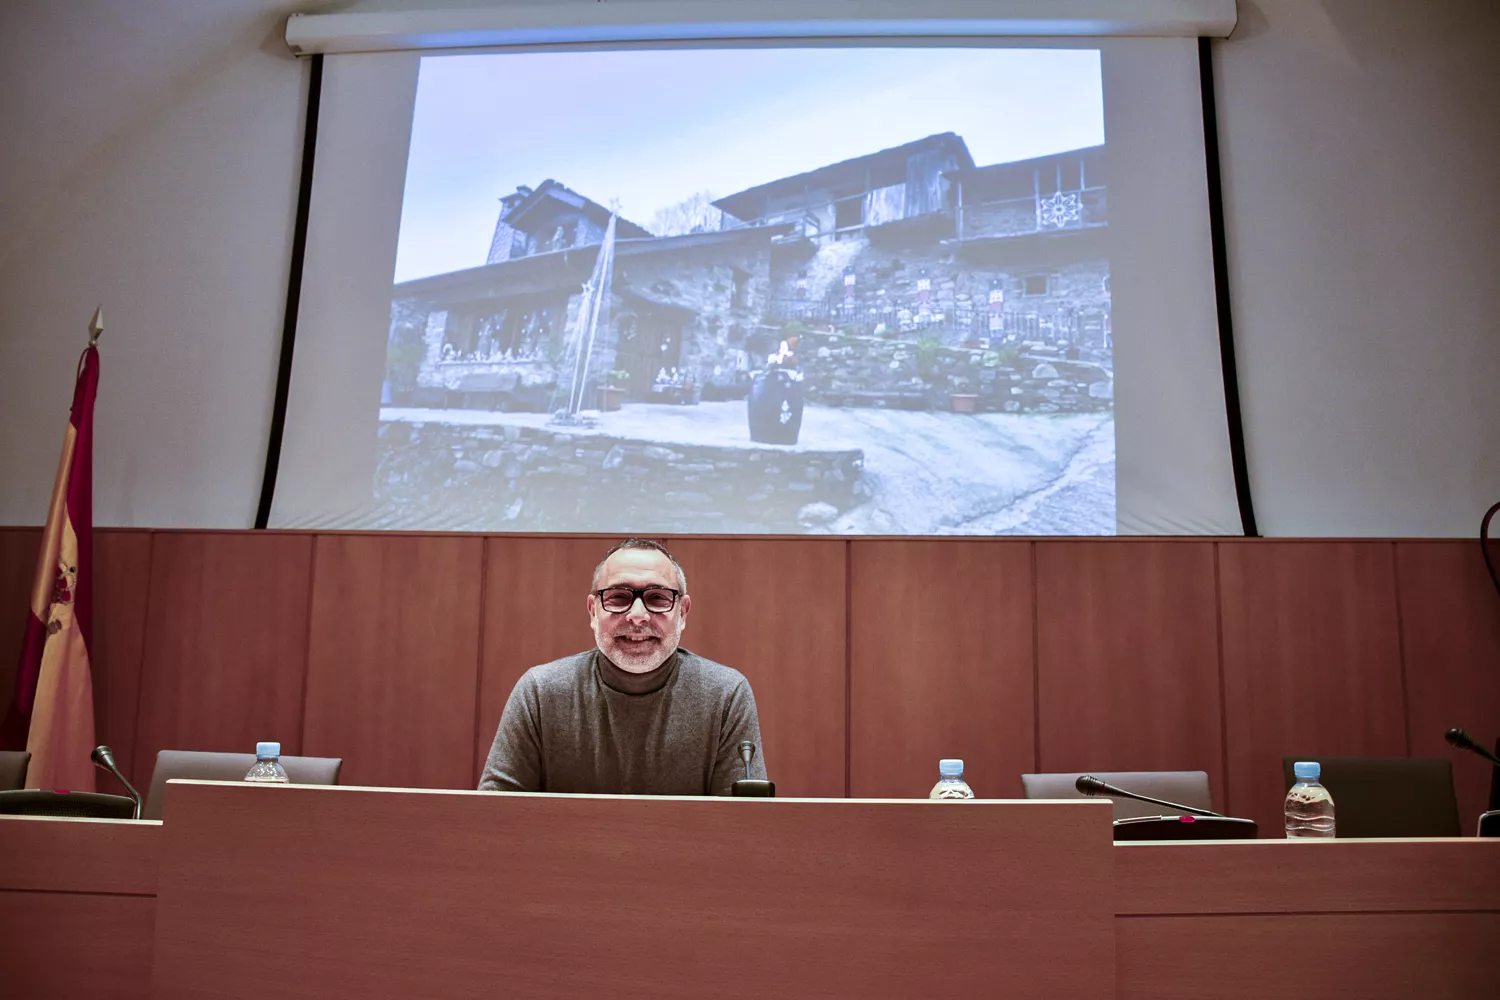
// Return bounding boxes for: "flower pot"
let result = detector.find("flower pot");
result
[597,386,626,412]
[950,393,979,414]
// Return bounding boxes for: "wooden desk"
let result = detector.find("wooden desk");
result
[150,783,1116,1000]
[0,815,162,999]
[3,789,1497,999]
[1115,839,1500,999]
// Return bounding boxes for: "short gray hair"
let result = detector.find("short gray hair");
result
[592,538,687,592]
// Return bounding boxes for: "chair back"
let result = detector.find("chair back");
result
[0,750,30,791]
[1021,770,1214,819]
[1281,756,1460,838]
[144,750,343,821]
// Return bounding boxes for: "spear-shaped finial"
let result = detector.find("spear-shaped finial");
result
[88,306,104,346]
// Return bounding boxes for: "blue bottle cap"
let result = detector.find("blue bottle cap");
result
[939,759,964,778]
[1293,761,1320,781]
[256,742,281,759]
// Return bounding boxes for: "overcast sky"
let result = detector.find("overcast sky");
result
[394,46,1104,282]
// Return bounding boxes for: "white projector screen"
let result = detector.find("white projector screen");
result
[272,38,1240,535]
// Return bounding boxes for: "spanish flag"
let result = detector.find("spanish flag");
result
[1,339,100,791]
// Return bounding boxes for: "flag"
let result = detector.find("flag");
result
[1,342,100,791]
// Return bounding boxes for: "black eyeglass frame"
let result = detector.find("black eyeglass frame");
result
[592,587,682,613]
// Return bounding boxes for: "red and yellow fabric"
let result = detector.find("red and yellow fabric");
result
[1,346,99,791]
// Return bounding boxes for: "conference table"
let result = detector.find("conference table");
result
[2,782,1496,999]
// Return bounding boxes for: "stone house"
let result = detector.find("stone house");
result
[389,180,786,408]
[713,134,1111,356]
[388,136,1111,413]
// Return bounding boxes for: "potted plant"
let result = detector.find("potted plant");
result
[950,376,978,414]
[597,370,630,411]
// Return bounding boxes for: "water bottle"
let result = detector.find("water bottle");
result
[929,758,975,799]
[1284,761,1335,838]
[245,741,290,784]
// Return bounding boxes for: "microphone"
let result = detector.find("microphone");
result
[1445,728,1500,768]
[1074,774,1224,818]
[91,746,142,819]
[731,741,775,798]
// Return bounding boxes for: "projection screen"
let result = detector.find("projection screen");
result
[271,36,1240,535]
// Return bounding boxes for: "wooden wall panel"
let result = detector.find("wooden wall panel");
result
[0,891,155,1000]
[92,530,153,786]
[133,533,312,787]
[849,540,1034,798]
[1117,913,1500,1000]
[1116,839,1500,915]
[152,783,1114,1000]
[1396,540,1500,827]
[304,534,482,789]
[0,528,42,740]
[1218,542,1407,833]
[476,535,605,783]
[669,538,847,797]
[0,814,160,895]
[1035,541,1225,806]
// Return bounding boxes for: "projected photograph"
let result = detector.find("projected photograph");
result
[380,48,1113,534]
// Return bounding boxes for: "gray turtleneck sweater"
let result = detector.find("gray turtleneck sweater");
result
[479,648,768,796]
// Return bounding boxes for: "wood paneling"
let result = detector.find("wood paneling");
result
[476,535,606,783]
[1395,541,1500,827]
[1117,913,1500,1000]
[849,539,1034,798]
[1117,839,1500,915]
[1218,542,1407,831]
[1035,541,1224,804]
[133,533,312,784]
[0,890,155,1000]
[304,534,482,789]
[92,530,153,785]
[27,529,1499,812]
[0,815,159,895]
[0,528,42,730]
[151,782,1115,1000]
[668,538,847,797]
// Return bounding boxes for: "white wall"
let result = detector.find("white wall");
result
[0,0,310,528]
[1216,0,1500,535]
[1,0,1495,534]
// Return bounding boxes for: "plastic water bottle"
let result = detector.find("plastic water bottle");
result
[929,758,975,799]
[245,741,290,784]
[1284,761,1335,838]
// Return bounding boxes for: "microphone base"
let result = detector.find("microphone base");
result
[732,779,776,798]
[1112,815,1258,841]
[0,790,137,820]
[1478,810,1500,838]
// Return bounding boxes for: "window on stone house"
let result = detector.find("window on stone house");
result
[834,193,863,232]
[1023,274,1050,297]
[445,311,479,357]
[731,268,750,309]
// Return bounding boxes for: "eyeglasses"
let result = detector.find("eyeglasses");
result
[594,587,681,614]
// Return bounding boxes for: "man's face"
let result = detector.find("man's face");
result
[588,549,691,673]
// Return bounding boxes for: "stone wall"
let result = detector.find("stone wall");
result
[375,418,866,533]
[613,242,774,387]
[767,235,1110,350]
[791,330,1112,414]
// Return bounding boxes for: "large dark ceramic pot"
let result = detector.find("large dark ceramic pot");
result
[747,368,804,445]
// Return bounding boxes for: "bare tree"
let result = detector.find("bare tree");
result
[649,191,724,237]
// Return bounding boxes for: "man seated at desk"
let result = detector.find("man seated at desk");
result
[479,538,768,795]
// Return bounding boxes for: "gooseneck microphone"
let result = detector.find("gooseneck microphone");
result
[1075,774,1224,818]
[91,746,142,819]
[1445,728,1500,768]
[731,741,775,798]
